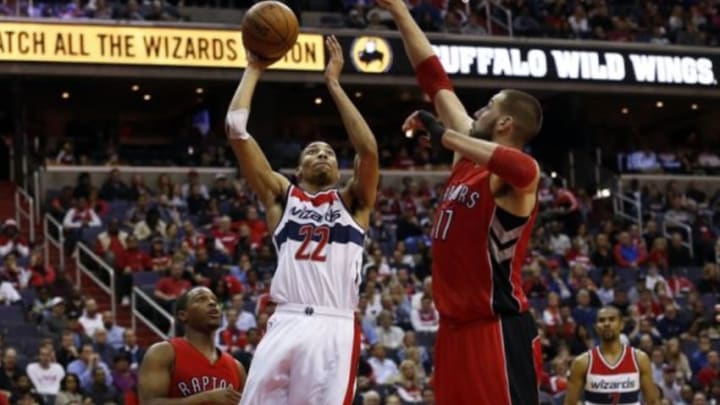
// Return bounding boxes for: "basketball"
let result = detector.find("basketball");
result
[241,1,299,61]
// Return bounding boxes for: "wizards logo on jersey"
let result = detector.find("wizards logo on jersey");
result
[289,207,342,223]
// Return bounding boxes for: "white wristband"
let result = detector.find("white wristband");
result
[226,109,251,140]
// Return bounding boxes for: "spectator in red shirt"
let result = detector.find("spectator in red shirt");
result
[28,249,55,289]
[154,261,192,312]
[696,351,719,388]
[95,219,128,268]
[233,206,268,247]
[212,216,239,257]
[115,236,151,306]
[0,219,29,260]
[219,308,247,355]
[550,180,582,235]
[148,238,171,273]
[613,231,647,269]
[647,237,669,271]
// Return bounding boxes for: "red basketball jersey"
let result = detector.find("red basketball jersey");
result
[168,338,242,400]
[431,158,537,322]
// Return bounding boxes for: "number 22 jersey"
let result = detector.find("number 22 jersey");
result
[271,185,365,311]
[431,158,537,322]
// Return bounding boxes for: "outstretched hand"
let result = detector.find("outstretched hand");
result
[324,35,344,83]
[402,110,446,149]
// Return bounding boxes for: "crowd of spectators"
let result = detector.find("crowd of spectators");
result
[3,0,720,46]
[1,164,720,404]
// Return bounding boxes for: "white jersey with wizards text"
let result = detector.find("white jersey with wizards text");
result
[584,344,641,405]
[270,185,365,311]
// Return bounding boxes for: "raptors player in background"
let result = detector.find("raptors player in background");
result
[379,0,544,403]
[565,306,659,404]
[225,36,379,404]
[138,287,245,404]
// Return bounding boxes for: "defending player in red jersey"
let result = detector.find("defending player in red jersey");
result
[138,287,245,404]
[565,306,659,405]
[377,0,544,402]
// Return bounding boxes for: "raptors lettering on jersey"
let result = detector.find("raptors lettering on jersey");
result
[176,376,234,396]
[432,159,536,322]
[271,186,365,311]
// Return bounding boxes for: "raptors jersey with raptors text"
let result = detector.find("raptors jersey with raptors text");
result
[432,158,537,322]
[585,345,641,405]
[167,338,241,400]
[271,185,365,311]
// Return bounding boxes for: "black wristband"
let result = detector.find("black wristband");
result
[417,111,446,139]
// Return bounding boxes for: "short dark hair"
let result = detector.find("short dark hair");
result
[175,288,195,319]
[498,89,543,144]
[598,305,622,318]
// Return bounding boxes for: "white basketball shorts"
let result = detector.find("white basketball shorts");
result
[239,303,360,405]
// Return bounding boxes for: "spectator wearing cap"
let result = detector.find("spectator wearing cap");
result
[95,219,128,267]
[99,168,131,202]
[154,260,192,312]
[66,310,92,349]
[41,297,68,343]
[0,219,29,259]
[118,330,144,371]
[1,253,31,291]
[27,249,55,289]
[79,299,103,338]
[210,173,235,202]
[67,344,112,390]
[26,344,65,398]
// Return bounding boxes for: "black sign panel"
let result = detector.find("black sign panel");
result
[339,34,720,90]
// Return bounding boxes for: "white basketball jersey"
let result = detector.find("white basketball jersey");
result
[270,185,365,311]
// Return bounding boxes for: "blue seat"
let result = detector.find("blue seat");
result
[81,227,105,245]
[0,305,25,325]
[132,272,162,288]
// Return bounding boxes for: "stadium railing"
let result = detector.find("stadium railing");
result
[43,213,64,271]
[76,242,117,322]
[131,286,175,341]
[14,186,35,243]
[619,174,720,194]
[612,191,642,230]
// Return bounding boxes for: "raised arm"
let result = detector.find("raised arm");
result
[324,36,379,227]
[138,342,241,405]
[564,353,589,405]
[225,55,290,221]
[378,0,472,165]
[635,349,660,405]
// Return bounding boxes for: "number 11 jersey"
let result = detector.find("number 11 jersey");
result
[271,185,365,311]
[431,158,538,322]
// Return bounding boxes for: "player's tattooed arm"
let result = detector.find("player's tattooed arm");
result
[138,342,242,405]
[564,353,589,405]
[324,35,379,222]
[635,349,661,405]
[225,52,290,212]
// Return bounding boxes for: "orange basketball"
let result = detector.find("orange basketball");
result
[241,1,299,61]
